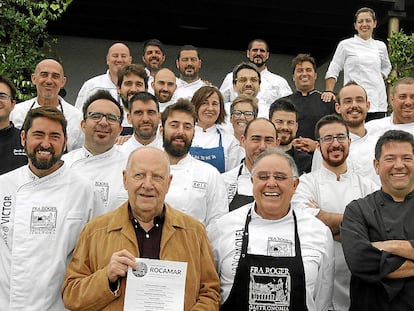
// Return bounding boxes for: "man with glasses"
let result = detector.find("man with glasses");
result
[62,90,128,213]
[208,148,334,310]
[220,38,292,108]
[292,114,378,311]
[269,97,312,175]
[222,118,278,211]
[0,76,27,174]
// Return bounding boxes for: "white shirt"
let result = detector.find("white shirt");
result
[292,166,379,311]
[0,164,97,310]
[192,124,243,172]
[10,97,84,151]
[207,203,334,311]
[62,146,128,213]
[221,163,252,204]
[311,131,380,186]
[325,35,391,113]
[174,78,206,101]
[365,114,414,137]
[75,70,120,109]
[118,131,164,156]
[166,154,228,226]
[219,67,292,109]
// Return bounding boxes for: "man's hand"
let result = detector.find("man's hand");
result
[107,249,137,282]
[115,135,131,145]
[371,240,414,260]
[292,137,317,153]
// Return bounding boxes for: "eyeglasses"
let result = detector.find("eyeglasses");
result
[0,93,12,102]
[318,134,349,144]
[255,172,297,182]
[235,77,259,84]
[87,112,121,124]
[231,110,256,119]
[273,119,297,127]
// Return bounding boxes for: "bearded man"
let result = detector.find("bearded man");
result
[291,114,379,311]
[160,99,228,226]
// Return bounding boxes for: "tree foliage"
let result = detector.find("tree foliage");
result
[387,29,414,86]
[0,0,73,101]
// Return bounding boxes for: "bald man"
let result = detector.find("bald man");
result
[10,59,84,151]
[152,68,178,112]
[75,42,132,109]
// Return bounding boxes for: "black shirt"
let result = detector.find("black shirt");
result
[0,122,27,174]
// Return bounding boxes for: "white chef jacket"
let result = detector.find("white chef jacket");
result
[62,146,128,214]
[118,131,164,156]
[221,163,252,204]
[291,166,379,311]
[325,35,391,113]
[311,131,380,186]
[75,70,120,109]
[166,154,228,226]
[365,114,414,137]
[174,78,206,101]
[0,164,98,310]
[192,124,243,172]
[207,203,334,311]
[10,97,84,151]
[219,67,292,108]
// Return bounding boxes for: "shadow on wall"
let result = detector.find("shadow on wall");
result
[54,35,337,104]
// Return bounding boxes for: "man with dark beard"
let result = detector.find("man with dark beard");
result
[269,98,312,175]
[0,106,97,310]
[220,39,292,108]
[174,45,206,101]
[160,99,228,226]
[118,92,163,154]
[141,39,166,94]
[292,114,378,311]
[311,81,380,186]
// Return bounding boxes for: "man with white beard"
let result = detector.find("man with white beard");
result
[292,114,378,311]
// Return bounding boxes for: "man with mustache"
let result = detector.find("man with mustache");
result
[312,81,381,186]
[160,99,228,225]
[292,114,378,311]
[0,106,97,310]
[75,42,132,109]
[174,45,206,101]
[118,92,163,154]
[220,38,292,109]
[269,97,312,175]
[141,39,166,95]
[117,64,148,135]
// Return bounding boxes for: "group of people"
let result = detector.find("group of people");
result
[1,6,414,311]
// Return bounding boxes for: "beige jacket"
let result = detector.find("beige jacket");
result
[62,202,220,310]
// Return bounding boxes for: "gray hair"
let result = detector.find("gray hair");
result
[253,148,298,178]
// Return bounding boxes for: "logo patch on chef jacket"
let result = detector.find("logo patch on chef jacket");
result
[30,206,57,235]
[267,237,293,257]
[192,181,207,190]
[95,181,109,205]
[249,266,291,309]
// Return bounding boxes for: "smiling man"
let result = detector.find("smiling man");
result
[292,114,378,311]
[342,129,414,311]
[0,106,96,310]
[10,59,84,151]
[62,90,128,213]
[208,148,334,310]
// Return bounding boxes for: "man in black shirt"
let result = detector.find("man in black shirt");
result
[0,76,27,174]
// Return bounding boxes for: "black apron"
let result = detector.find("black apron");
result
[221,208,309,311]
[229,165,254,211]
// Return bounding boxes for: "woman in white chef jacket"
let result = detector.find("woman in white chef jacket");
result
[190,86,242,173]
[322,7,391,122]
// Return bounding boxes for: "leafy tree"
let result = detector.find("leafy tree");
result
[387,29,414,85]
[0,0,73,101]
